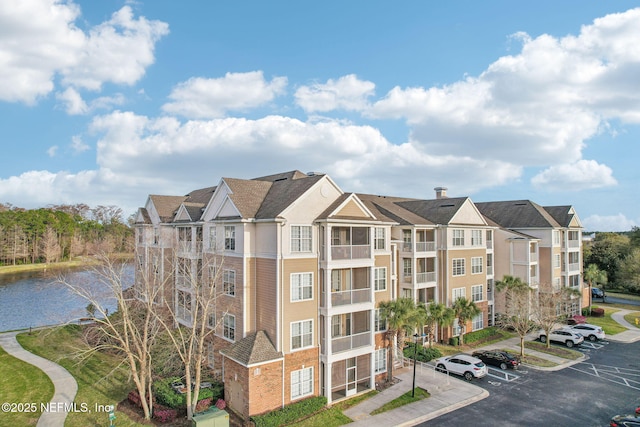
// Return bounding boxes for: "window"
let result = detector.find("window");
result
[209,264,218,287]
[291,367,313,400]
[331,270,341,292]
[374,228,386,250]
[223,314,235,341]
[374,267,387,291]
[554,254,561,269]
[453,287,466,300]
[292,320,313,350]
[472,313,483,331]
[208,312,216,328]
[137,255,144,270]
[291,226,312,252]
[223,270,235,296]
[153,256,160,276]
[452,229,464,246]
[403,258,412,277]
[207,342,215,369]
[374,309,387,332]
[553,230,560,245]
[471,285,483,302]
[224,226,235,251]
[452,258,465,276]
[453,318,461,336]
[471,230,483,246]
[471,257,483,274]
[209,227,217,250]
[374,348,387,373]
[291,273,313,301]
[153,227,160,245]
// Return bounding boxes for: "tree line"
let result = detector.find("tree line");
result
[0,202,133,266]
[583,227,640,294]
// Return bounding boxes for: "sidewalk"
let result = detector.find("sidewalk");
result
[608,309,640,343]
[0,331,78,427]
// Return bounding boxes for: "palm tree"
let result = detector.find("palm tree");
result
[584,264,608,313]
[421,302,455,348]
[378,298,416,382]
[451,297,481,345]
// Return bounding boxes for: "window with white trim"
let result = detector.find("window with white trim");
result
[224,226,235,251]
[374,348,387,373]
[374,267,387,291]
[374,228,386,250]
[374,309,387,332]
[223,314,235,341]
[291,320,313,350]
[291,272,313,301]
[208,227,217,250]
[207,312,216,328]
[403,258,412,277]
[452,287,466,300]
[471,284,483,302]
[291,367,313,400]
[452,229,464,246]
[223,270,235,296]
[452,258,465,276]
[553,230,560,245]
[472,313,483,331]
[471,230,483,246]
[554,254,561,269]
[207,342,215,369]
[471,257,483,274]
[291,226,312,252]
[453,318,461,336]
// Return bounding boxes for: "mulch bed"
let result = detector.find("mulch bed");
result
[117,399,245,426]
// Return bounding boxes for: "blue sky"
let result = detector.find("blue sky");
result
[1,1,639,231]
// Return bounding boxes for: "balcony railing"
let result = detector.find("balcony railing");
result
[331,245,371,260]
[568,262,580,272]
[529,252,538,263]
[486,265,493,276]
[177,241,203,254]
[402,242,412,252]
[567,240,580,248]
[331,331,371,354]
[331,288,371,306]
[486,240,493,249]
[416,271,436,284]
[415,242,436,252]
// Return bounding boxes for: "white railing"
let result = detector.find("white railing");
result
[568,262,580,272]
[487,265,493,275]
[416,272,436,284]
[415,242,436,252]
[402,243,412,252]
[529,252,538,263]
[331,245,371,260]
[331,288,371,306]
[568,240,580,248]
[332,331,370,354]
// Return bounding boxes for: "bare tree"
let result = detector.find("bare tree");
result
[495,275,534,357]
[533,287,582,348]
[41,226,61,263]
[60,254,168,420]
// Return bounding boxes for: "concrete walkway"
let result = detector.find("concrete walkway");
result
[608,308,640,343]
[0,331,78,427]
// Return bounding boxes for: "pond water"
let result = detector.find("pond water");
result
[0,265,133,332]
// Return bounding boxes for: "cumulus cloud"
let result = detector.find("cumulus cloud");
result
[0,1,168,104]
[71,135,90,154]
[582,213,638,232]
[295,74,375,113]
[162,72,287,119]
[57,87,88,115]
[531,159,617,190]
[47,146,58,157]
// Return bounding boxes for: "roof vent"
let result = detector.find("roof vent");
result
[434,187,448,199]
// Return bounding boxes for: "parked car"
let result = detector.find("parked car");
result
[538,328,584,348]
[434,354,488,381]
[471,350,521,370]
[592,287,604,299]
[610,414,640,426]
[571,323,606,341]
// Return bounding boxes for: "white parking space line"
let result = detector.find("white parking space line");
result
[580,342,604,350]
[569,363,640,391]
[486,367,520,382]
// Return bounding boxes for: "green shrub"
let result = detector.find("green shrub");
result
[251,396,327,427]
[153,378,224,409]
[448,336,459,346]
[403,343,442,362]
[463,327,500,344]
[591,307,605,317]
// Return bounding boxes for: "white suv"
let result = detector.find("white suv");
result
[538,328,584,348]
[571,323,606,341]
[434,354,488,381]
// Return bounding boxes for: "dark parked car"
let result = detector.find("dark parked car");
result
[610,414,640,426]
[592,287,604,298]
[471,350,521,370]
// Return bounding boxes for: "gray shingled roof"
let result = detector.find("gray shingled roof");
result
[136,207,152,224]
[475,200,561,228]
[220,330,283,366]
[358,194,431,226]
[396,197,468,225]
[182,202,206,222]
[149,195,187,222]
[543,205,575,227]
[252,170,311,182]
[185,186,217,204]
[255,173,325,219]
[223,178,273,219]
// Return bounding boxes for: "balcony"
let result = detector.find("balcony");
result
[331,331,371,354]
[415,241,436,252]
[568,262,580,272]
[416,271,436,284]
[331,288,371,306]
[177,241,203,255]
[567,240,580,248]
[529,252,538,263]
[331,245,371,260]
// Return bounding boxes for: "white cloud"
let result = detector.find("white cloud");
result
[56,87,88,115]
[162,72,287,119]
[531,159,617,190]
[71,135,90,154]
[295,74,375,113]
[582,213,638,232]
[0,1,168,104]
[47,146,58,157]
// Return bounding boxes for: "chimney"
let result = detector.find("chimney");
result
[434,187,448,199]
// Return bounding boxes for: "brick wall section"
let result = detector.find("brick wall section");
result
[283,347,319,406]
[247,359,284,416]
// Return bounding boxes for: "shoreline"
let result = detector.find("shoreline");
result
[0,254,133,276]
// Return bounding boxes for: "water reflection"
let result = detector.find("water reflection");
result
[0,265,133,332]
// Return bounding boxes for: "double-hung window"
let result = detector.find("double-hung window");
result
[291,273,313,301]
[471,230,483,246]
[471,284,483,302]
[223,314,235,341]
[224,226,235,251]
[471,257,483,274]
[291,226,312,252]
[291,367,313,400]
[472,313,484,331]
[374,228,386,250]
[452,258,465,276]
[452,287,466,301]
[374,267,387,291]
[452,229,464,246]
[374,309,387,332]
[223,270,236,296]
[291,320,313,350]
[374,348,387,373]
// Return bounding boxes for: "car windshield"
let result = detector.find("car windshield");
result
[474,362,485,367]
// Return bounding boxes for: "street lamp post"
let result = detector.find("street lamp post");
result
[412,333,423,397]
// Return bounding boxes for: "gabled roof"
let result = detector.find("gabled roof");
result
[149,195,188,222]
[252,170,311,182]
[183,202,206,222]
[357,194,429,226]
[220,331,283,367]
[396,197,469,225]
[223,178,273,219]
[475,200,561,228]
[185,186,217,204]
[255,173,325,219]
[544,205,580,228]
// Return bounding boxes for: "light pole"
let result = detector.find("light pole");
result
[412,333,425,397]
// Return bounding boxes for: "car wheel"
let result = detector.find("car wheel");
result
[436,364,446,373]
[540,335,547,343]
[566,340,574,348]
[589,335,597,342]
[463,371,474,381]
[499,362,508,370]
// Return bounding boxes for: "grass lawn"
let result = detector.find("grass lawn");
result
[623,311,640,328]
[0,346,55,426]
[605,290,640,302]
[17,325,146,427]
[524,341,583,360]
[496,348,558,368]
[370,387,430,415]
[288,391,378,427]
[586,306,628,335]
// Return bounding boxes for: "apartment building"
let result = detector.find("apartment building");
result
[134,171,583,420]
